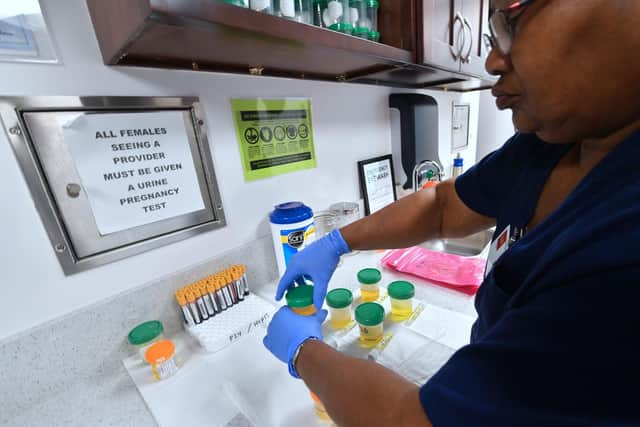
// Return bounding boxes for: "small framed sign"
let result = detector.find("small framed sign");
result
[358,154,397,216]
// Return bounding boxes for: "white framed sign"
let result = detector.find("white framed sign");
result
[1,96,226,275]
[62,111,206,235]
[358,154,398,215]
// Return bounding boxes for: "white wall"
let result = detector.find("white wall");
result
[0,0,477,341]
[476,89,515,161]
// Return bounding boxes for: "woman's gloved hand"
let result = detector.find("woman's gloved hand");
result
[263,306,328,378]
[275,229,351,310]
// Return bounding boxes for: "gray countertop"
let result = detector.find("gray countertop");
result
[1,245,479,427]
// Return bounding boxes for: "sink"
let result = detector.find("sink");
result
[419,229,493,257]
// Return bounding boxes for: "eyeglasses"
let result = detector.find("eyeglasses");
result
[488,0,536,54]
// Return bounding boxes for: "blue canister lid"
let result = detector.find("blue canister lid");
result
[454,157,464,167]
[270,202,313,225]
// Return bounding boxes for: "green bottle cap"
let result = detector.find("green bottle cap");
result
[368,30,380,41]
[224,0,247,6]
[354,27,370,37]
[366,0,379,8]
[355,302,385,326]
[128,320,164,346]
[357,268,381,285]
[285,285,314,308]
[388,281,415,300]
[329,22,354,34]
[326,288,353,309]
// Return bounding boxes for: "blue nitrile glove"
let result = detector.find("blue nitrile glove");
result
[263,306,328,378]
[275,229,350,309]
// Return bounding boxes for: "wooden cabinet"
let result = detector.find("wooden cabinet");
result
[459,0,493,79]
[86,0,495,90]
[419,0,495,85]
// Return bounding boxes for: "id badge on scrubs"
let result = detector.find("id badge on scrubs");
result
[485,225,510,278]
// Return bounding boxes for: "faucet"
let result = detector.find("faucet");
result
[412,160,443,192]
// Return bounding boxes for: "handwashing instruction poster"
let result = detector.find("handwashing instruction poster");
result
[231,98,316,181]
[62,111,205,235]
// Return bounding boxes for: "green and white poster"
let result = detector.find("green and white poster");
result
[231,98,316,181]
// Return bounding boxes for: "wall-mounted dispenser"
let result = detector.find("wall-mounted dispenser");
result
[389,94,440,190]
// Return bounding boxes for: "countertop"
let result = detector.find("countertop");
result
[2,248,481,427]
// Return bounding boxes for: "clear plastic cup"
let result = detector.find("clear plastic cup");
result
[314,210,338,238]
[355,302,384,348]
[357,268,381,302]
[286,285,317,316]
[326,288,353,329]
[388,281,415,321]
[128,320,165,363]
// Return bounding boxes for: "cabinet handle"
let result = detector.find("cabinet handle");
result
[462,16,474,63]
[449,12,465,61]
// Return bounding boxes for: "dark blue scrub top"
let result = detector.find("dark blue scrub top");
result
[420,131,640,426]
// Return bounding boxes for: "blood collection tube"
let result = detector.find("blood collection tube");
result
[192,283,209,321]
[198,280,216,317]
[175,289,196,327]
[205,277,221,313]
[184,288,202,325]
[214,276,229,310]
[238,264,250,295]
[231,267,245,301]
[225,270,239,304]
[218,275,234,307]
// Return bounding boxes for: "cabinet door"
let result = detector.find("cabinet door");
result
[459,0,493,78]
[419,0,463,72]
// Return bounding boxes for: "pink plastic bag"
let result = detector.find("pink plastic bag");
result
[381,246,486,295]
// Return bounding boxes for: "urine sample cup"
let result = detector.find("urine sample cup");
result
[355,302,385,347]
[145,339,179,381]
[326,288,353,329]
[357,268,381,302]
[286,284,316,316]
[388,281,415,321]
[128,320,164,363]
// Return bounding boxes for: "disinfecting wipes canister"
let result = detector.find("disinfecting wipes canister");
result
[270,202,316,277]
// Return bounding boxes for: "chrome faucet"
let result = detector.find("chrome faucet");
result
[413,160,443,192]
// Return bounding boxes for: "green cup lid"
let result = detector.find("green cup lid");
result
[326,288,353,309]
[128,320,164,346]
[286,285,314,308]
[388,281,415,300]
[355,302,385,326]
[357,268,381,285]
